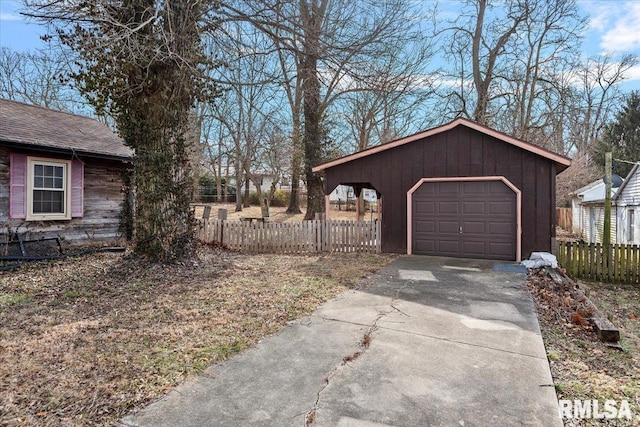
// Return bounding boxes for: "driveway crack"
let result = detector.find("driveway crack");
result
[304,307,393,426]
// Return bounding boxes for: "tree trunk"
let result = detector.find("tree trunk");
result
[301,0,326,220]
[286,116,303,214]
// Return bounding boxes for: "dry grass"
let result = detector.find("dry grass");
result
[193,203,376,222]
[528,270,640,426]
[0,247,395,426]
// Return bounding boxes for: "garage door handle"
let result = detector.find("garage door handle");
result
[459,226,463,234]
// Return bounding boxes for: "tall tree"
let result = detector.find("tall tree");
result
[25,0,218,261]
[593,91,640,176]
[219,0,428,219]
[443,0,586,133]
[0,46,89,114]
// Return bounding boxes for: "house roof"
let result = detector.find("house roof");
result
[312,117,571,173]
[613,163,640,200]
[0,99,133,161]
[570,179,602,197]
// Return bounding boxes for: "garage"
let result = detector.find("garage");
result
[410,179,518,260]
[312,118,571,260]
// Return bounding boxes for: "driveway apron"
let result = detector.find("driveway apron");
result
[121,255,561,427]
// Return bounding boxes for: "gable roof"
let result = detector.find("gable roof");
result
[312,117,571,173]
[0,99,133,161]
[613,163,640,200]
[570,179,602,197]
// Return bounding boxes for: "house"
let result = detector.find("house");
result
[1,99,133,246]
[572,164,640,244]
[313,118,571,261]
[614,164,640,244]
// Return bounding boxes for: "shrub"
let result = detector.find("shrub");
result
[270,190,288,207]
[249,189,289,207]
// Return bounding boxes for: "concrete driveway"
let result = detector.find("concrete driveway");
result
[121,256,561,427]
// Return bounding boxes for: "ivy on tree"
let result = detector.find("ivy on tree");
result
[26,0,219,261]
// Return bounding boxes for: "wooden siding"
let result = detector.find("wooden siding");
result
[323,126,557,257]
[579,204,618,244]
[614,169,640,244]
[1,146,128,245]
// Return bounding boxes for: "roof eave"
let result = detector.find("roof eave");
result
[1,139,133,162]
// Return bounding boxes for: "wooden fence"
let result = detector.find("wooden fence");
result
[556,207,572,231]
[197,219,381,254]
[556,241,640,283]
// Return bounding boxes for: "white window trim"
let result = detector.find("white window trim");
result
[26,157,72,221]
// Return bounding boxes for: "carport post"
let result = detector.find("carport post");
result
[325,195,331,220]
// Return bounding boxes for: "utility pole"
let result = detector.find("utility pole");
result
[603,151,612,247]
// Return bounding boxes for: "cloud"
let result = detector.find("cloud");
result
[599,3,640,52]
[0,12,22,22]
[624,64,640,82]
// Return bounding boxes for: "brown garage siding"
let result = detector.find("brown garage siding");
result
[324,125,556,257]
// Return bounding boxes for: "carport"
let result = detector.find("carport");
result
[313,118,571,261]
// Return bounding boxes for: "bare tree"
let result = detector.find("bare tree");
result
[0,46,90,114]
[443,0,587,132]
[219,0,430,219]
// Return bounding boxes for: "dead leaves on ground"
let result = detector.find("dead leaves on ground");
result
[527,269,640,425]
[0,248,395,426]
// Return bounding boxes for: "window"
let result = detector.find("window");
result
[10,153,83,221]
[27,158,72,220]
[629,209,635,242]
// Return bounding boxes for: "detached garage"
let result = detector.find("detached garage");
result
[312,118,571,261]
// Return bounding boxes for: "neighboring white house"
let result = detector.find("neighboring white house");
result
[329,185,377,202]
[571,163,640,244]
[613,164,640,245]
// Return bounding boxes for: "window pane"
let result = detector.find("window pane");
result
[35,164,43,176]
[34,177,44,187]
[33,190,65,214]
[44,177,54,188]
[44,165,54,176]
[54,177,64,189]
[55,167,63,178]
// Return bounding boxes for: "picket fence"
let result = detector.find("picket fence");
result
[197,219,381,254]
[556,207,572,231]
[556,241,640,283]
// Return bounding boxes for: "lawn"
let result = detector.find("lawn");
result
[528,270,640,426]
[0,247,395,426]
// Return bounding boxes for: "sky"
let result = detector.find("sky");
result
[1,0,639,91]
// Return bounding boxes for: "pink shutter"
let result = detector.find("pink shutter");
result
[9,153,27,219]
[71,159,84,217]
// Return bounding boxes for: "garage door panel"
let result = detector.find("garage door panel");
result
[489,201,513,215]
[413,239,435,253]
[438,220,460,234]
[489,222,513,235]
[462,240,487,256]
[462,201,486,215]
[414,220,435,233]
[461,221,485,234]
[437,182,459,193]
[437,240,460,254]
[412,180,516,260]
[461,181,485,194]
[488,242,514,258]
[415,201,435,214]
[437,201,459,214]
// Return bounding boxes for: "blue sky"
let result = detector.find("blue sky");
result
[1,0,639,91]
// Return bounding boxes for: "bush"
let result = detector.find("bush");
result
[249,189,288,207]
[270,189,288,207]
